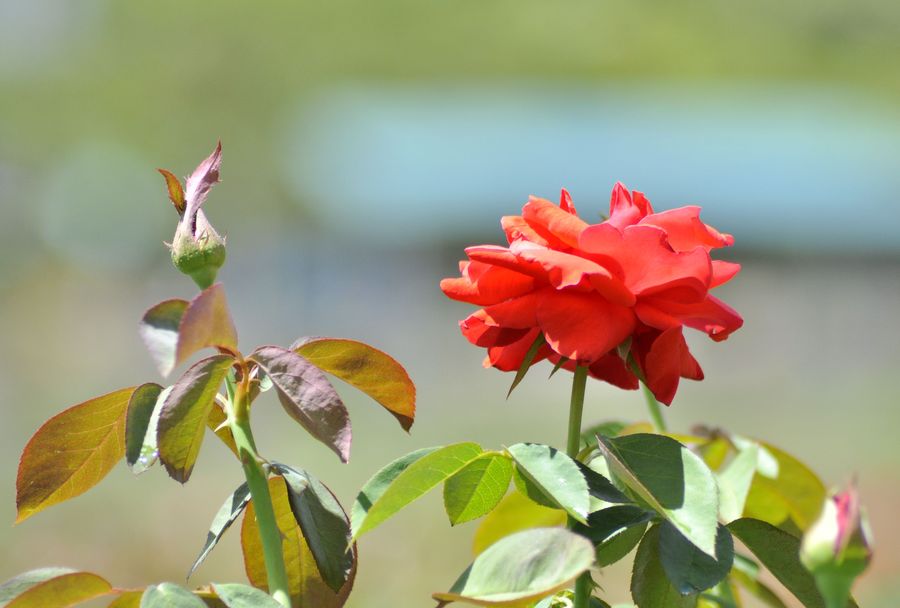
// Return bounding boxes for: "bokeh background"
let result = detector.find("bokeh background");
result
[1,1,898,606]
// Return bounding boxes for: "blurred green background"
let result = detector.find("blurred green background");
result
[1,1,898,606]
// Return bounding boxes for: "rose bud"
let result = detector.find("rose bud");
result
[801,482,873,608]
[158,142,226,289]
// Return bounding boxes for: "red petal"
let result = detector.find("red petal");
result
[637,294,743,342]
[642,327,703,405]
[537,291,635,363]
[607,182,650,230]
[485,328,549,371]
[510,241,635,306]
[521,196,589,249]
[502,215,549,246]
[440,261,536,306]
[460,311,530,347]
[711,260,741,288]
[640,206,734,252]
[588,353,639,390]
[559,189,577,215]
[465,245,547,280]
[579,224,711,299]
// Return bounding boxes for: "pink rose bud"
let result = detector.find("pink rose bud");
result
[159,142,227,288]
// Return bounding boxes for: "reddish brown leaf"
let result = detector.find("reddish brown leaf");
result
[293,337,416,431]
[175,284,239,369]
[250,346,351,463]
[158,169,186,215]
[16,387,136,523]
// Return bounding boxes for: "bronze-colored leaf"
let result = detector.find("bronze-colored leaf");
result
[158,169,186,215]
[16,387,136,523]
[0,568,111,607]
[175,284,239,369]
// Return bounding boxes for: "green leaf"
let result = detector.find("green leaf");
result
[731,555,789,608]
[433,528,595,606]
[507,443,589,524]
[173,284,239,371]
[0,568,112,608]
[575,505,652,566]
[506,333,545,398]
[125,384,174,475]
[188,482,251,578]
[241,478,355,608]
[140,583,206,607]
[250,345,351,463]
[598,433,719,557]
[631,525,698,608]
[659,522,734,595]
[575,460,630,511]
[15,387,136,522]
[293,337,416,431]
[352,442,483,539]
[157,354,234,483]
[728,518,827,608]
[272,463,354,593]
[580,421,627,449]
[444,453,513,525]
[716,444,758,523]
[206,400,238,458]
[472,490,567,556]
[139,299,188,377]
[351,447,436,536]
[741,439,826,530]
[210,583,282,608]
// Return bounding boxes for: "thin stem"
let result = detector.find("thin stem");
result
[230,377,291,608]
[640,381,667,433]
[566,365,591,608]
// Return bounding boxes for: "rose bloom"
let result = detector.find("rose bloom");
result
[440,183,743,405]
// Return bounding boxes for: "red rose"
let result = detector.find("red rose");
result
[440,183,742,405]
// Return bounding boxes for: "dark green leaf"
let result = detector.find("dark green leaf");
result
[433,528,595,606]
[507,443,589,524]
[140,583,206,607]
[157,354,234,483]
[293,337,416,431]
[576,505,652,566]
[211,583,282,607]
[575,460,630,510]
[352,442,482,539]
[16,387,136,522]
[272,463,354,593]
[728,518,826,608]
[444,453,513,525]
[506,334,545,397]
[125,384,173,474]
[139,299,188,377]
[659,522,734,594]
[548,356,569,378]
[598,433,718,557]
[174,284,239,370]
[188,482,251,578]
[0,568,111,608]
[250,345,351,463]
[631,525,698,608]
[597,521,648,567]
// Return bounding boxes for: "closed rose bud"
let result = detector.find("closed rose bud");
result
[801,483,872,608]
[159,142,226,289]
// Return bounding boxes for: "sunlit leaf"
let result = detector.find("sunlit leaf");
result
[717,444,758,523]
[580,421,627,450]
[241,477,355,608]
[106,590,143,608]
[444,453,513,525]
[631,525,698,608]
[659,522,734,595]
[188,482,251,578]
[207,400,238,457]
[507,443,589,524]
[210,583,282,608]
[139,299,188,377]
[16,387,136,522]
[598,433,719,557]
[140,583,206,607]
[472,491,566,556]
[433,528,595,607]
[157,354,234,483]
[174,284,239,368]
[293,337,416,431]
[250,345,351,462]
[506,334,545,398]
[575,460,631,512]
[728,518,828,608]
[125,384,173,475]
[272,463,354,593]
[352,442,483,539]
[741,439,825,531]
[0,568,111,607]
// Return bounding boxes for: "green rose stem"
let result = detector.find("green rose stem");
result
[640,381,667,433]
[566,365,592,608]
[228,366,292,608]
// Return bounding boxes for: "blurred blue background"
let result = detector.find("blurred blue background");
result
[0,1,898,606]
